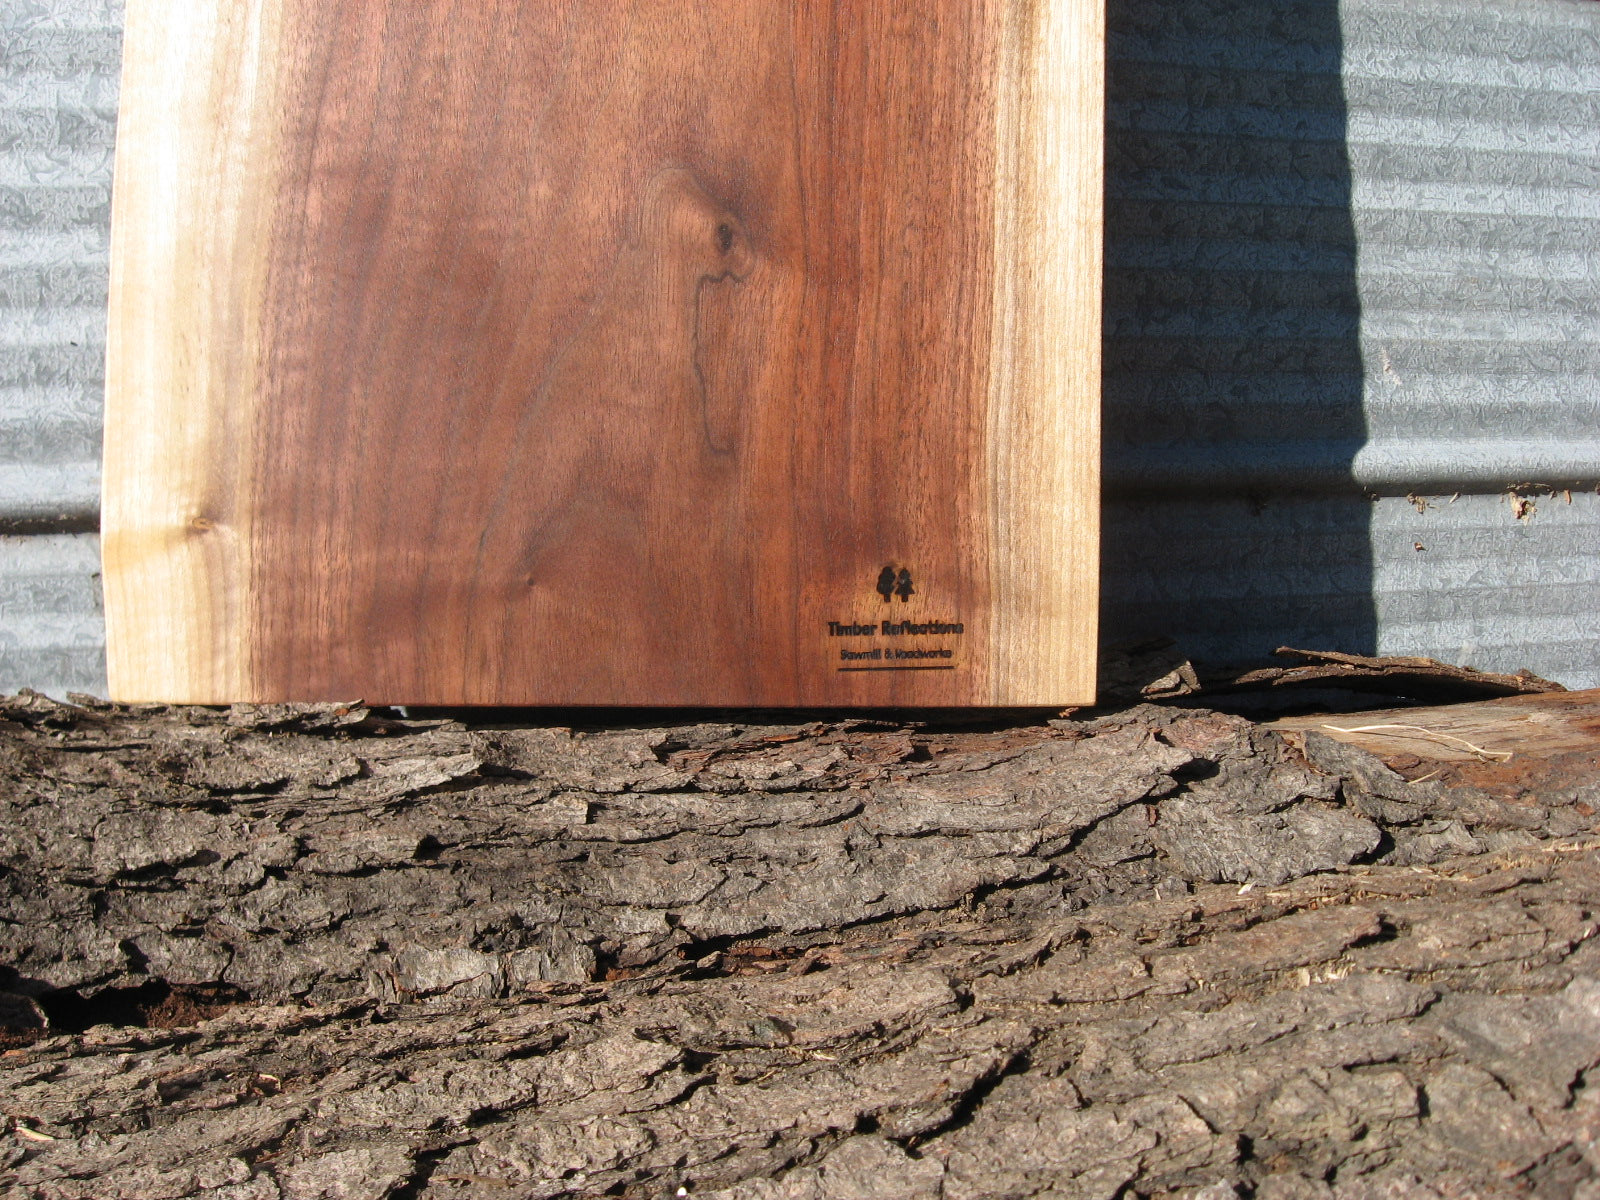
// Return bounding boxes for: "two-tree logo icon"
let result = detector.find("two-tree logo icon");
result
[875,566,915,603]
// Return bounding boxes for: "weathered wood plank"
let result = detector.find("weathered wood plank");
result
[103,1,1103,705]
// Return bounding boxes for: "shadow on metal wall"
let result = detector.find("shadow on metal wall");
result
[1098,0,1375,670]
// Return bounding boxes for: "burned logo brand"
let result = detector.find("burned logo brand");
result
[875,565,915,603]
[825,566,963,672]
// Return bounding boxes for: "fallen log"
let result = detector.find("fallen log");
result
[1,690,1597,1198]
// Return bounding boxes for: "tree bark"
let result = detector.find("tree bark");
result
[2,691,1596,1198]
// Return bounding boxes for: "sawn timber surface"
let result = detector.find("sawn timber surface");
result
[101,1,1103,706]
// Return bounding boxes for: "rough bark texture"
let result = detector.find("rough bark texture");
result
[1218,648,1567,704]
[2,692,1597,1199]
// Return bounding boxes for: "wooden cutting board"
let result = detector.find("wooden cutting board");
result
[102,1,1103,706]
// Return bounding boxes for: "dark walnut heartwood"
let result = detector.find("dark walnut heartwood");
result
[103,1,1103,706]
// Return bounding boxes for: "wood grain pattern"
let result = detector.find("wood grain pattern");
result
[103,0,1103,706]
[989,0,1103,703]
[103,0,287,700]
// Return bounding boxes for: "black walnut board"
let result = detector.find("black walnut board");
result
[103,1,1103,706]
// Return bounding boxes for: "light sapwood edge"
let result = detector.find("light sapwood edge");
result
[103,0,286,702]
[987,0,1104,705]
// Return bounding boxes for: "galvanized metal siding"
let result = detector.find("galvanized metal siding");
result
[0,530,102,694]
[1,0,1597,697]
[1347,0,1600,494]
[1372,492,1600,689]
[0,0,114,524]
[1103,0,1600,689]
[1348,0,1600,687]
[0,0,116,697]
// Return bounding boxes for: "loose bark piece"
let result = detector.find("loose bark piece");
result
[1215,647,1567,703]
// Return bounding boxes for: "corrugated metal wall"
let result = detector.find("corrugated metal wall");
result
[1353,0,1600,688]
[1104,0,1600,688]
[1,0,1596,698]
[0,0,115,698]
